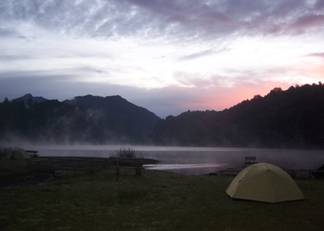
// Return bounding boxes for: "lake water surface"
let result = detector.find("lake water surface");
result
[25,145,324,174]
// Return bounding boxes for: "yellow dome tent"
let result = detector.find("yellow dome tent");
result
[226,163,304,203]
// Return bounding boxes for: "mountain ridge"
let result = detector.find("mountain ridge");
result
[0,94,160,144]
[153,83,324,148]
[1,83,324,148]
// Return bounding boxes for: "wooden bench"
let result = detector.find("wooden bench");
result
[109,157,158,180]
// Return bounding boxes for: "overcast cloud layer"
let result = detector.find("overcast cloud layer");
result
[0,0,324,116]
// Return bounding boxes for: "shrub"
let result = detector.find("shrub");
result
[0,147,28,160]
[116,148,136,159]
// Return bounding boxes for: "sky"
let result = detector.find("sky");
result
[0,0,324,117]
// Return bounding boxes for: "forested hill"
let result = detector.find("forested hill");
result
[1,84,324,147]
[153,84,324,148]
[0,94,160,144]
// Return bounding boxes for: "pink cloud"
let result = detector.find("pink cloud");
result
[183,80,291,111]
[290,14,324,33]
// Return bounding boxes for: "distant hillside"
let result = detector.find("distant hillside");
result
[1,84,324,147]
[0,94,160,144]
[153,84,324,148]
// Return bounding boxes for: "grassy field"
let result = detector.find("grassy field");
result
[0,157,324,231]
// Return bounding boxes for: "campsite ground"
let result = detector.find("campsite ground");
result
[1,157,324,231]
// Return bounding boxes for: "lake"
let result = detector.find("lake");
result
[24,145,324,174]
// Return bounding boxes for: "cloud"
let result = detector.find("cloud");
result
[0,27,25,38]
[1,0,324,116]
[1,0,324,40]
[0,54,31,61]
[288,14,324,33]
[307,52,324,58]
[178,48,229,61]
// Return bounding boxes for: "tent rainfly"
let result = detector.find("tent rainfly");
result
[226,163,304,203]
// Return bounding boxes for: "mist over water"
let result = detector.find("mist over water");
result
[24,145,324,174]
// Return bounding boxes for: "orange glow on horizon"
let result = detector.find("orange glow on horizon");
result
[185,82,291,111]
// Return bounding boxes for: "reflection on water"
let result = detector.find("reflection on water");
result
[144,163,225,170]
[143,163,226,175]
[27,145,324,174]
